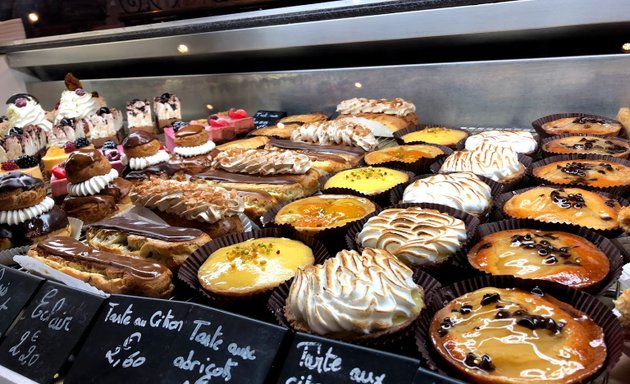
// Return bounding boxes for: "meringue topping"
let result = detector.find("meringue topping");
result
[358,207,467,266]
[286,248,424,337]
[336,97,416,117]
[68,168,118,197]
[129,150,170,170]
[402,172,492,216]
[440,143,522,182]
[465,130,538,154]
[212,148,311,175]
[0,196,55,226]
[290,120,378,151]
[130,178,243,223]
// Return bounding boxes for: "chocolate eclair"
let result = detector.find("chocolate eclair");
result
[169,125,215,175]
[122,131,180,180]
[0,172,69,250]
[61,149,132,223]
[28,236,174,298]
[86,216,211,270]
[268,138,364,174]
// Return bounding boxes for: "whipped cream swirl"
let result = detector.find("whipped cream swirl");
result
[286,248,424,336]
[402,172,492,215]
[129,150,170,170]
[337,97,416,117]
[7,97,52,131]
[440,143,522,182]
[212,148,311,175]
[55,90,99,122]
[290,120,377,151]
[358,207,466,266]
[174,140,216,157]
[130,179,243,223]
[465,130,538,154]
[68,168,118,197]
[0,196,55,226]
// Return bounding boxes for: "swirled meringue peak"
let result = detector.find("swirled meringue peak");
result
[285,248,424,338]
[439,142,522,182]
[358,207,466,266]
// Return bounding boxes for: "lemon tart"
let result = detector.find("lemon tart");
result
[400,127,468,147]
[364,144,444,165]
[324,166,409,196]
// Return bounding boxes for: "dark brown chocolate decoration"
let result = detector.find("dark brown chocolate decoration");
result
[175,125,203,137]
[89,217,205,241]
[550,189,586,209]
[65,148,108,178]
[480,292,500,306]
[0,172,44,193]
[193,169,297,184]
[123,163,182,180]
[510,232,573,265]
[573,117,607,125]
[122,130,157,149]
[0,206,68,246]
[464,353,495,371]
[36,236,167,279]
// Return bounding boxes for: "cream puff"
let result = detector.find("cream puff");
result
[122,131,178,180]
[169,124,215,174]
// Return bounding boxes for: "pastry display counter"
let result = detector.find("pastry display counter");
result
[1,1,630,383]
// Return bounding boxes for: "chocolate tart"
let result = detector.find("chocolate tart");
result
[394,124,469,149]
[532,113,623,138]
[529,155,630,194]
[541,134,630,158]
[363,144,451,173]
[415,275,622,384]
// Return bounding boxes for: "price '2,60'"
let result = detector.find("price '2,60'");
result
[105,332,146,368]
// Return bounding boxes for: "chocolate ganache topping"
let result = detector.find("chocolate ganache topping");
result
[0,172,44,194]
[122,130,157,149]
[175,124,203,138]
[0,206,68,244]
[89,217,204,241]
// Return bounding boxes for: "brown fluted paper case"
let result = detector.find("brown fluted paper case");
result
[414,275,623,384]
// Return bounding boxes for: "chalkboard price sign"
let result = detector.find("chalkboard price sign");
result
[0,266,43,339]
[0,281,104,383]
[276,333,420,384]
[253,110,287,129]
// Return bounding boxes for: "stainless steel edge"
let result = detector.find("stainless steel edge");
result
[24,54,630,128]
[7,0,630,68]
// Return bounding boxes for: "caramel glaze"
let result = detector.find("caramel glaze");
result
[89,216,205,241]
[175,124,203,137]
[123,163,183,180]
[0,206,68,245]
[269,138,365,155]
[0,172,44,194]
[193,169,297,184]
[35,236,168,279]
[65,148,107,177]
[122,130,157,149]
[430,287,606,384]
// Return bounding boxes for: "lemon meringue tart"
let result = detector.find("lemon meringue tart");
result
[197,237,314,296]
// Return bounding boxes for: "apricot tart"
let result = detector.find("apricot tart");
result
[501,187,621,231]
[197,237,314,296]
[323,166,409,196]
[531,159,630,189]
[274,195,376,235]
[467,229,609,289]
[364,144,444,165]
[430,287,606,384]
[400,127,468,148]
[542,136,630,158]
[541,116,621,136]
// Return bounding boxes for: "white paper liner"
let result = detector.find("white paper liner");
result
[12,255,109,298]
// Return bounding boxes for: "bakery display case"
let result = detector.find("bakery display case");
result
[0,0,630,383]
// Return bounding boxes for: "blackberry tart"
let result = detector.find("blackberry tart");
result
[542,135,630,158]
[531,158,630,189]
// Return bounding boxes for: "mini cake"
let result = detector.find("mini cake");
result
[357,207,466,266]
[290,120,378,151]
[28,236,174,298]
[126,99,155,133]
[532,158,630,189]
[122,131,175,180]
[324,166,409,196]
[153,93,181,130]
[0,172,69,250]
[430,287,606,384]
[402,173,492,216]
[541,115,622,136]
[130,177,244,238]
[0,123,47,164]
[465,130,538,155]
[211,108,254,135]
[268,138,365,174]
[198,237,314,296]
[250,113,328,139]
[439,143,524,184]
[61,148,132,223]
[364,144,444,165]
[274,194,377,235]
[502,186,621,231]
[542,135,630,158]
[0,153,44,180]
[468,229,610,289]
[285,248,424,339]
[86,217,211,270]
[169,124,215,174]
[5,93,52,132]
[399,127,468,148]
[336,97,419,137]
